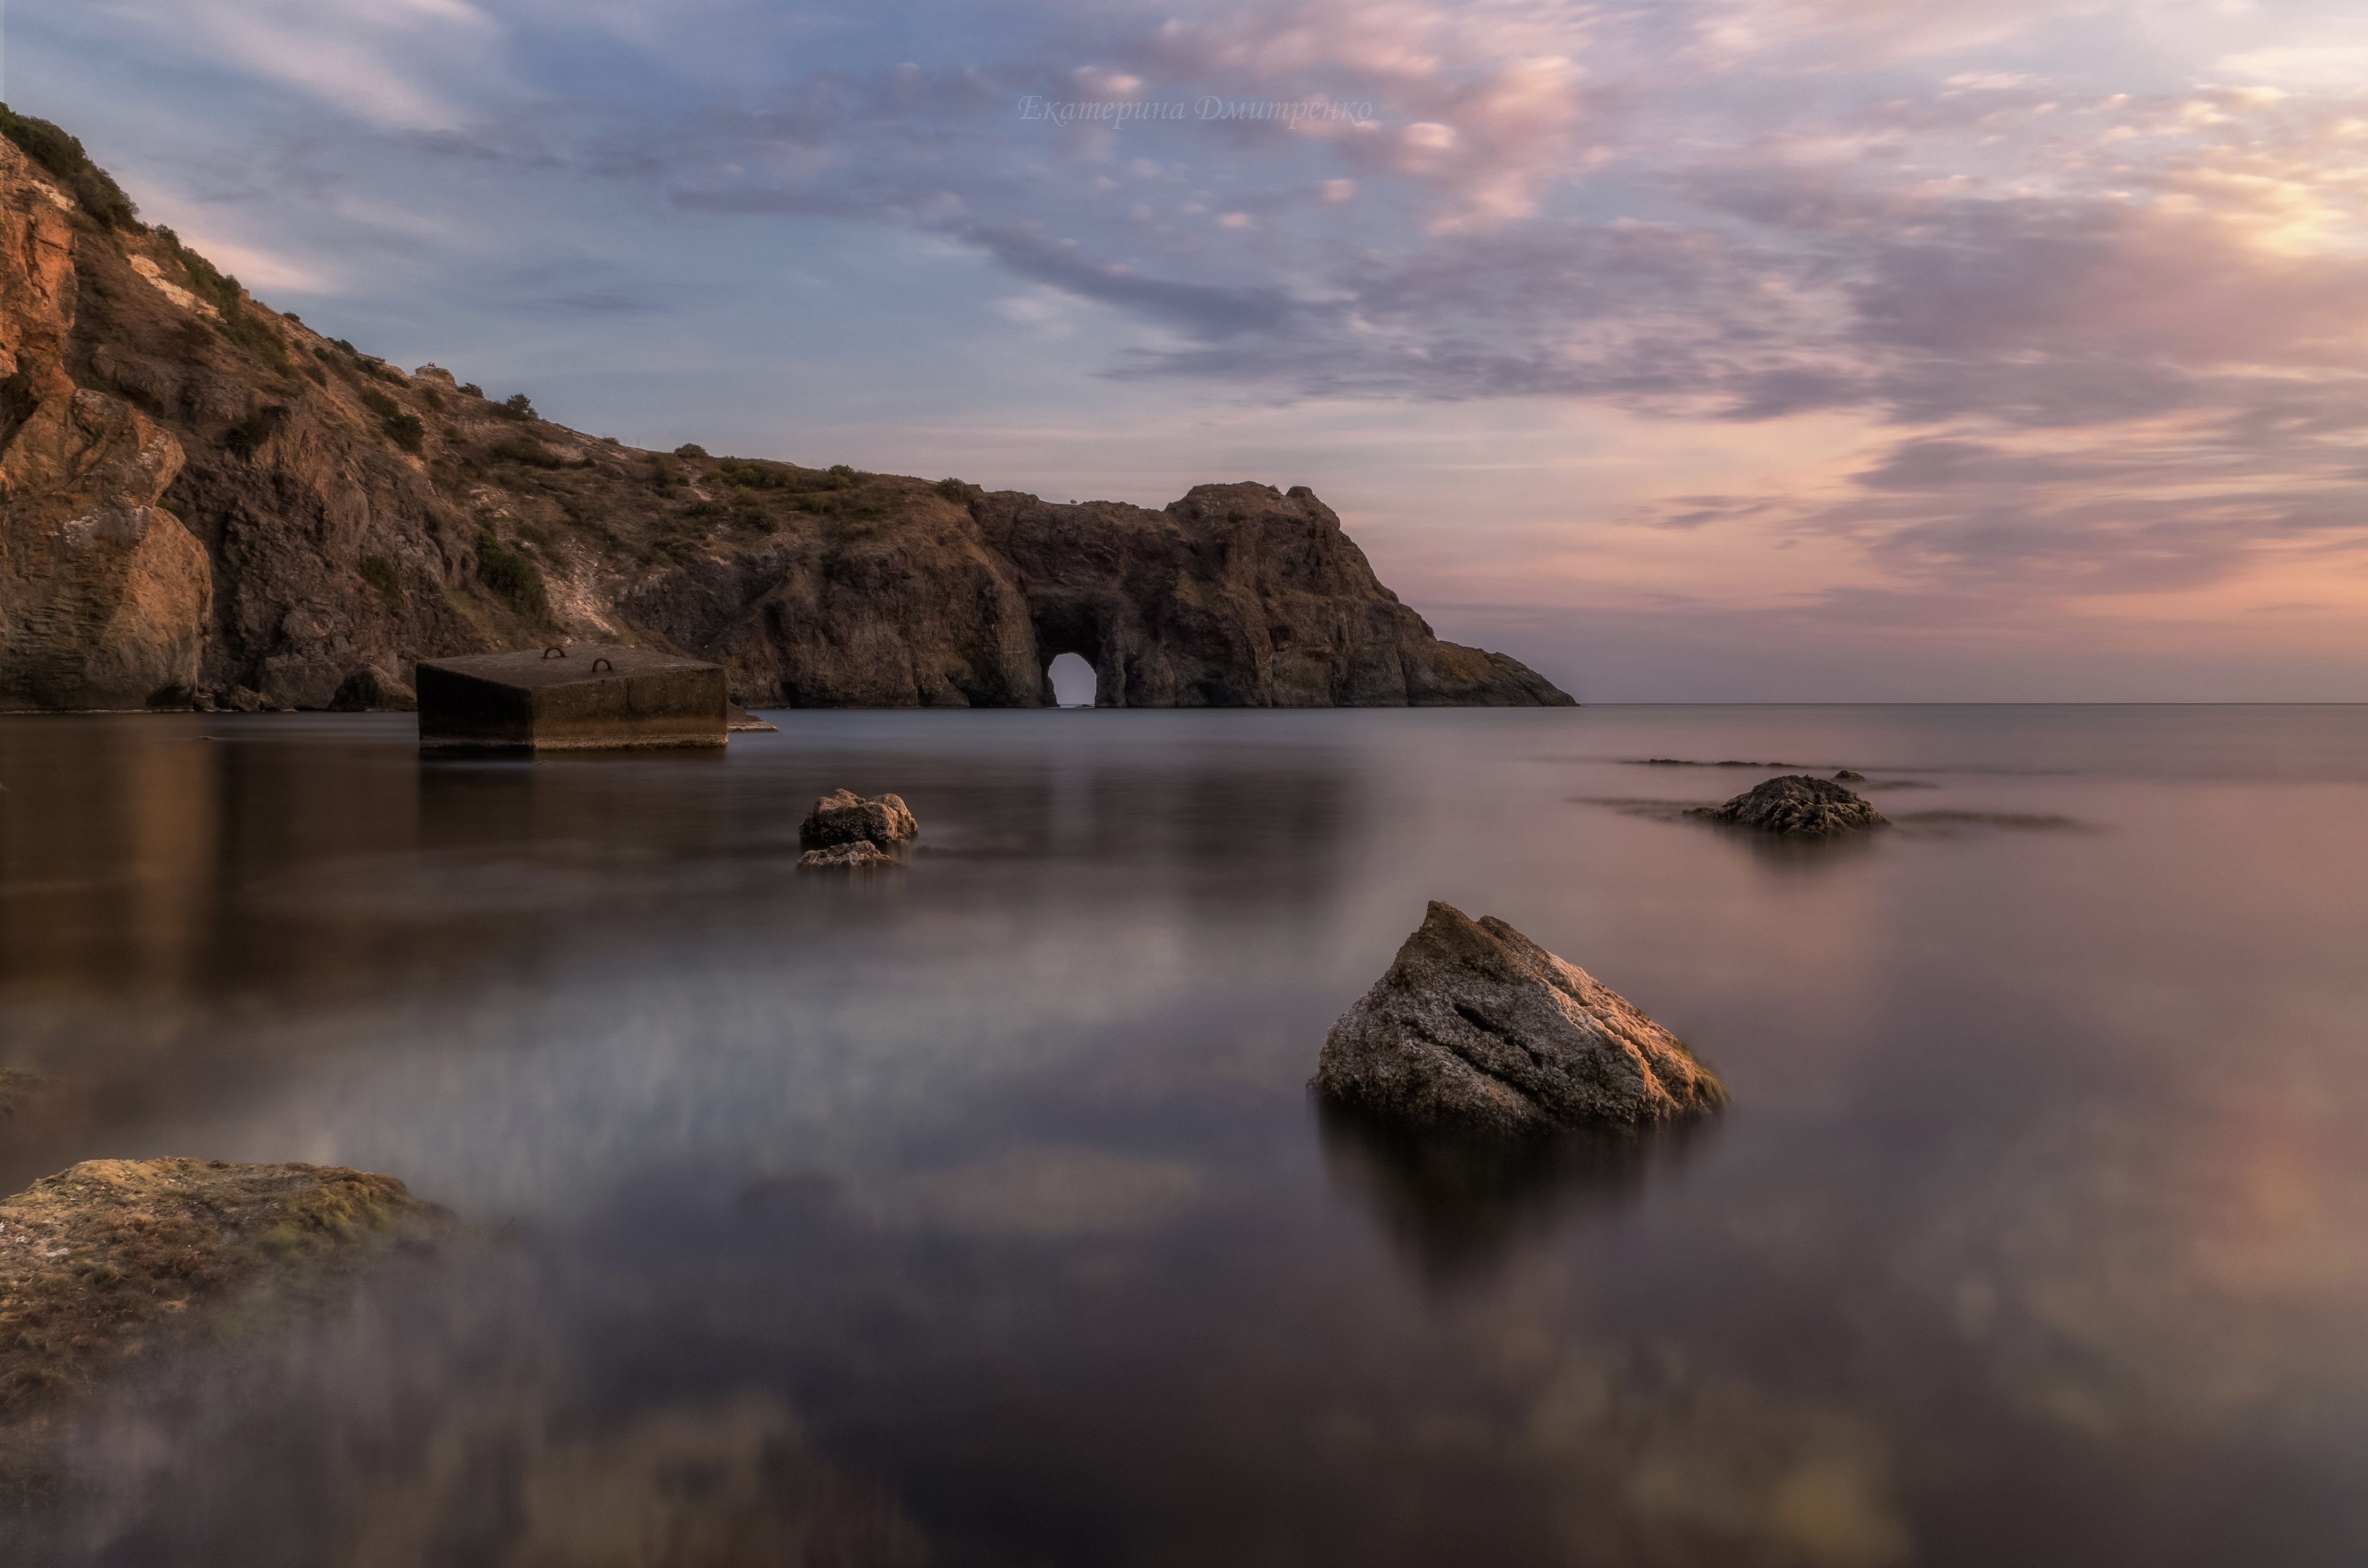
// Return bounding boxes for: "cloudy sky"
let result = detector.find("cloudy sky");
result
[13,1,2368,698]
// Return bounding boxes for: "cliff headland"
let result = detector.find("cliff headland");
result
[0,112,1571,712]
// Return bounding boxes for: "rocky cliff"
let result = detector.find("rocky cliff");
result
[0,115,1572,711]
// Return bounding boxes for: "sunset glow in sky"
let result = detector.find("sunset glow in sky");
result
[15,1,2368,698]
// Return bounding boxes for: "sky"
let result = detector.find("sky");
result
[11,0,2368,700]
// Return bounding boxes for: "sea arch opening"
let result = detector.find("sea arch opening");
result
[1046,651,1098,708]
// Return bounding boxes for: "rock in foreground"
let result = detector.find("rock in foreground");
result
[800,790,918,850]
[0,1160,451,1426]
[1693,774,1887,837]
[1313,903,1724,1136]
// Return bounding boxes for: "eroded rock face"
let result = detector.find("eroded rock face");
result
[1695,774,1887,837]
[1,143,210,711]
[327,663,416,711]
[800,789,918,850]
[967,484,1575,708]
[1313,902,1724,1136]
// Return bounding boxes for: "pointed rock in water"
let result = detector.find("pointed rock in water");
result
[1694,774,1887,837]
[798,841,898,870]
[1313,903,1724,1136]
[800,790,918,850]
[1834,769,1866,782]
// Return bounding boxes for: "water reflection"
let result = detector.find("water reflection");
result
[1318,1101,1711,1284]
[3,708,2368,1565]
[16,1249,929,1568]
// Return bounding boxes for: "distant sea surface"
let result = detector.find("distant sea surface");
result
[3,707,2365,1566]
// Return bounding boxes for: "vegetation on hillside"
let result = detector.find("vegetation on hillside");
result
[474,532,550,620]
[0,103,141,229]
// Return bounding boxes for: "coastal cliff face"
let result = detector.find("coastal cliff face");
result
[0,120,1572,710]
[0,141,208,710]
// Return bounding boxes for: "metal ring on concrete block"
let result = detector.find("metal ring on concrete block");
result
[591,657,613,672]
[542,645,567,658]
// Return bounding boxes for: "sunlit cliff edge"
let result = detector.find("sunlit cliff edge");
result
[0,114,1571,712]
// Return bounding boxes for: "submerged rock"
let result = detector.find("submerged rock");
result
[797,841,899,870]
[1313,903,1724,1136]
[800,790,918,850]
[0,1160,451,1432]
[326,663,418,712]
[1834,769,1866,782]
[1694,774,1887,837]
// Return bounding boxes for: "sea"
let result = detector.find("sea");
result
[2,705,2364,1566]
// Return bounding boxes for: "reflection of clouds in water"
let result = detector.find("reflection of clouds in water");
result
[883,1145,1200,1239]
[341,1396,925,1568]
[153,908,1233,1221]
[1901,1084,2368,1441]
[40,1251,926,1567]
[1523,1349,1912,1568]
[1890,812,2088,836]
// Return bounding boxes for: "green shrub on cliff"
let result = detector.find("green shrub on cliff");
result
[155,229,240,316]
[222,405,289,458]
[489,436,573,470]
[358,555,404,612]
[474,533,549,619]
[0,105,141,230]
[152,227,288,371]
[382,412,426,454]
[357,389,424,450]
[723,460,793,491]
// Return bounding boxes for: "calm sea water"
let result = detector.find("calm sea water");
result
[3,706,2366,1566]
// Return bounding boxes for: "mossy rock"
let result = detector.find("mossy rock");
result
[0,1159,454,1450]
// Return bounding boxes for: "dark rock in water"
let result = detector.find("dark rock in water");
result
[1834,769,1866,782]
[797,841,899,870]
[1694,774,1887,837]
[327,664,417,712]
[1312,902,1724,1136]
[800,790,918,850]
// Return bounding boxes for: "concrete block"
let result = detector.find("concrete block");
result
[416,645,728,752]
